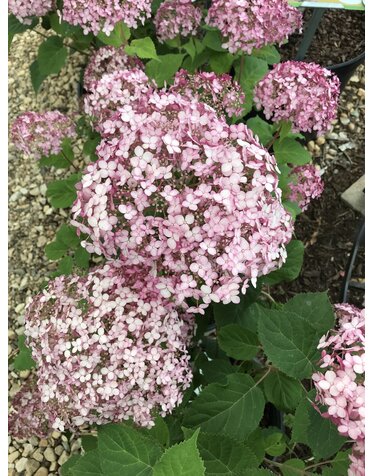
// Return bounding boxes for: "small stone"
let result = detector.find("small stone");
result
[70,440,81,452]
[8,470,16,476]
[58,451,70,466]
[307,140,315,152]
[30,436,39,447]
[326,132,338,140]
[29,187,39,197]
[54,445,64,456]
[37,236,48,247]
[350,75,359,83]
[49,461,57,471]
[8,450,20,463]
[39,439,48,448]
[316,136,325,146]
[8,329,16,339]
[32,449,44,463]
[357,88,365,98]
[44,447,56,462]
[15,303,25,313]
[348,123,356,132]
[34,468,49,476]
[340,117,350,126]
[20,370,31,379]
[22,443,34,457]
[15,457,28,472]
[52,430,61,439]
[25,459,40,476]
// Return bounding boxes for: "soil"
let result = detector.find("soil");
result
[280,8,365,65]
[271,69,365,309]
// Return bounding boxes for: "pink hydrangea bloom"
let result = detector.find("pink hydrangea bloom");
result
[11,261,193,434]
[84,68,155,134]
[62,0,152,35]
[84,46,145,92]
[71,92,293,312]
[206,0,302,54]
[288,164,324,211]
[254,61,340,135]
[11,111,76,160]
[9,0,54,24]
[312,304,365,476]
[170,69,245,118]
[154,0,202,43]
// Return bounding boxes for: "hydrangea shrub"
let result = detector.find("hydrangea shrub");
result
[8,1,359,475]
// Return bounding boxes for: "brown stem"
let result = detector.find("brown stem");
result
[238,54,245,84]
[61,150,79,171]
[264,130,280,150]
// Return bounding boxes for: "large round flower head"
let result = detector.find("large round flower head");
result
[154,0,203,43]
[84,46,145,92]
[71,92,293,312]
[11,111,76,160]
[84,68,155,135]
[288,164,324,211]
[312,304,365,475]
[254,61,340,136]
[206,0,302,55]
[14,261,193,433]
[9,0,54,24]
[170,69,245,118]
[62,0,152,35]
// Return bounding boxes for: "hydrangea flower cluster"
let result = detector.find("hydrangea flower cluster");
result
[62,0,152,35]
[83,46,144,92]
[312,304,365,476]
[9,0,54,24]
[170,69,245,118]
[71,92,293,312]
[11,111,76,160]
[9,261,193,435]
[288,164,324,211]
[254,61,340,135]
[206,0,302,54]
[154,0,203,43]
[84,69,154,134]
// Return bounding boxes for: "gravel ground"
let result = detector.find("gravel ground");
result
[8,29,87,476]
[8,30,365,475]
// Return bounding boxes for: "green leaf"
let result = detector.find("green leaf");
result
[193,431,259,476]
[83,135,101,161]
[54,256,73,276]
[246,117,273,146]
[45,224,80,260]
[280,459,306,476]
[125,37,158,60]
[30,60,48,93]
[60,454,81,476]
[307,407,346,460]
[81,435,98,452]
[182,38,196,61]
[278,120,293,142]
[38,36,68,76]
[262,428,286,457]
[46,174,80,208]
[243,470,274,475]
[148,416,170,448]
[283,292,335,336]
[49,12,78,36]
[9,14,38,49]
[199,359,237,384]
[257,309,320,379]
[39,152,70,169]
[97,21,131,47]
[291,397,311,445]
[153,429,204,476]
[183,374,265,441]
[283,201,302,219]
[202,30,225,52]
[209,52,235,74]
[98,423,162,476]
[74,246,90,270]
[146,54,185,86]
[218,325,259,361]
[263,369,304,413]
[273,138,312,166]
[251,45,280,64]
[13,335,36,371]
[236,56,268,88]
[245,429,265,465]
[264,240,304,285]
[70,451,103,476]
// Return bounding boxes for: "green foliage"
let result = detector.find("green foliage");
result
[218,324,259,361]
[258,308,320,379]
[262,428,286,457]
[251,45,281,64]
[273,138,312,166]
[183,374,265,441]
[152,430,205,476]
[246,117,274,145]
[13,335,36,371]
[38,36,68,76]
[45,224,80,260]
[199,359,237,384]
[264,240,304,285]
[97,21,131,47]
[280,459,306,476]
[126,37,158,60]
[146,54,185,86]
[39,139,74,169]
[263,369,304,413]
[235,56,269,114]
[46,173,80,208]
